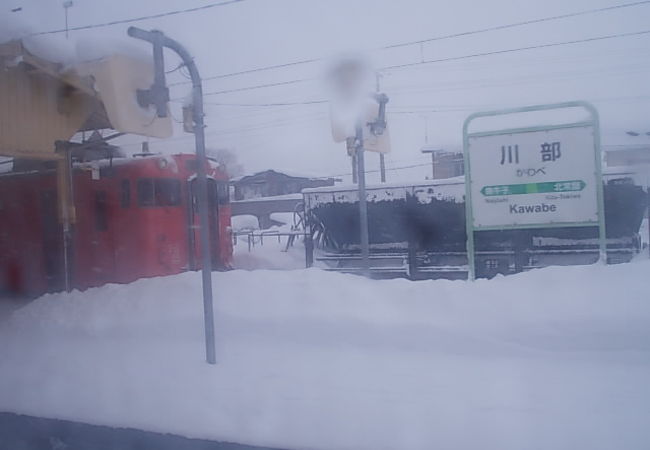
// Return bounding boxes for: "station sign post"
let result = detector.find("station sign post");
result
[463,101,606,280]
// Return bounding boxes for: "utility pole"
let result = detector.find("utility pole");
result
[128,27,216,365]
[355,123,370,274]
[376,72,386,183]
[63,1,73,39]
[328,60,390,276]
[355,91,389,274]
[347,137,358,184]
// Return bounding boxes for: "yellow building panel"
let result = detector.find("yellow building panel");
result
[0,64,91,159]
[0,40,173,160]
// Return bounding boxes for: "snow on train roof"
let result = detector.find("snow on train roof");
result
[73,153,219,168]
[0,153,222,179]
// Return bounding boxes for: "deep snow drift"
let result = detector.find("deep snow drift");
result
[1,261,650,450]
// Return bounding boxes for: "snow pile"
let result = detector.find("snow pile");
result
[231,214,259,232]
[1,262,650,449]
[1,9,149,68]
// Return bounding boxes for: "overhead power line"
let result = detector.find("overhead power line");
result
[195,28,650,96]
[195,91,650,114]
[28,0,244,36]
[383,29,650,71]
[169,57,326,87]
[193,80,650,109]
[169,0,650,86]
[324,162,434,179]
[382,0,650,50]
[202,100,328,107]
[198,77,317,97]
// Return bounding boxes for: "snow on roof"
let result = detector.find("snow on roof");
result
[233,192,303,203]
[1,6,149,68]
[233,169,338,183]
[303,175,465,194]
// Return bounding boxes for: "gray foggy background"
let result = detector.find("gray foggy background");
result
[4,0,650,182]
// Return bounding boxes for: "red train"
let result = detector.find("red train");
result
[0,153,232,298]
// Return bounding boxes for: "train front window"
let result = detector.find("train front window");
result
[137,178,181,207]
[155,179,181,206]
[137,179,155,207]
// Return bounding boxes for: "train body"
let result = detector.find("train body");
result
[0,153,232,297]
[303,171,647,279]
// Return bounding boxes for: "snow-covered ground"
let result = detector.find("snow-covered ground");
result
[232,234,308,271]
[1,260,650,450]
[231,210,311,271]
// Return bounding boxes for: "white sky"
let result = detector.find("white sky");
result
[5,0,650,182]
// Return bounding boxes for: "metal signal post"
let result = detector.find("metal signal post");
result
[128,27,217,365]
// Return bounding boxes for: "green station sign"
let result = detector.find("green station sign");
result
[480,180,586,197]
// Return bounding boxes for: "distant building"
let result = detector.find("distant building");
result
[231,170,338,201]
[432,151,464,179]
[421,147,464,179]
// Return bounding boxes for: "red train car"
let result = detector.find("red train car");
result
[0,153,232,298]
